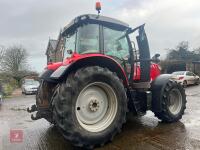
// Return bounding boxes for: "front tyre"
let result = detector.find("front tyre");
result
[53,66,128,149]
[154,80,186,123]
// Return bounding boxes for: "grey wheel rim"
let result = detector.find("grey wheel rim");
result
[75,82,118,132]
[168,89,183,115]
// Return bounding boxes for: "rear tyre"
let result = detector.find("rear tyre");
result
[154,80,186,123]
[52,66,128,149]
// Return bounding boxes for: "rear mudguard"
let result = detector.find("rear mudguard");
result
[39,69,55,82]
[151,74,172,112]
[52,54,129,87]
[40,54,128,86]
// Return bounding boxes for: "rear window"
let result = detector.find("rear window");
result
[172,71,185,75]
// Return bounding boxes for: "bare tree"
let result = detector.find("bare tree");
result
[0,45,5,62]
[1,45,28,82]
[167,41,200,61]
[0,46,5,71]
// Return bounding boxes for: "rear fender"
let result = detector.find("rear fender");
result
[50,56,129,87]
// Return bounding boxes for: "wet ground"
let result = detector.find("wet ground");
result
[0,85,200,150]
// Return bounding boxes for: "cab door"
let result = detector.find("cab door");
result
[103,26,131,78]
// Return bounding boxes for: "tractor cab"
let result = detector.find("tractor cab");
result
[62,14,130,60]
[61,14,157,85]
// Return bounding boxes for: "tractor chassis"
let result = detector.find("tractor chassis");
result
[27,80,55,122]
[27,105,52,122]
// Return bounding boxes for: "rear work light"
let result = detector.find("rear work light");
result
[179,77,184,80]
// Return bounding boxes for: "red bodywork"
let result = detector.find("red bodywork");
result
[47,53,161,82]
[134,63,161,81]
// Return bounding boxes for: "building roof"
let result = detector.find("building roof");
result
[45,39,57,55]
[62,14,130,36]
[55,30,63,51]
[49,39,57,50]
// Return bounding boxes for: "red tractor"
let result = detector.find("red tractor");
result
[28,14,186,148]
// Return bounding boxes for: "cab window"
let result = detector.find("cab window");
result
[103,27,129,59]
[77,24,100,54]
[64,32,76,58]
[186,72,193,76]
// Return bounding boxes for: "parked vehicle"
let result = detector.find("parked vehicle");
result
[28,4,186,149]
[22,79,40,95]
[172,71,200,87]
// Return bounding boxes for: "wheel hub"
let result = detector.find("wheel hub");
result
[89,99,100,112]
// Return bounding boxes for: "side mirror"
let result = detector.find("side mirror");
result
[154,53,160,58]
[152,53,160,63]
[67,49,73,55]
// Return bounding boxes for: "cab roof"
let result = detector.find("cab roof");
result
[62,14,130,36]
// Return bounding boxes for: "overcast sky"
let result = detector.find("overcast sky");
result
[0,0,200,72]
